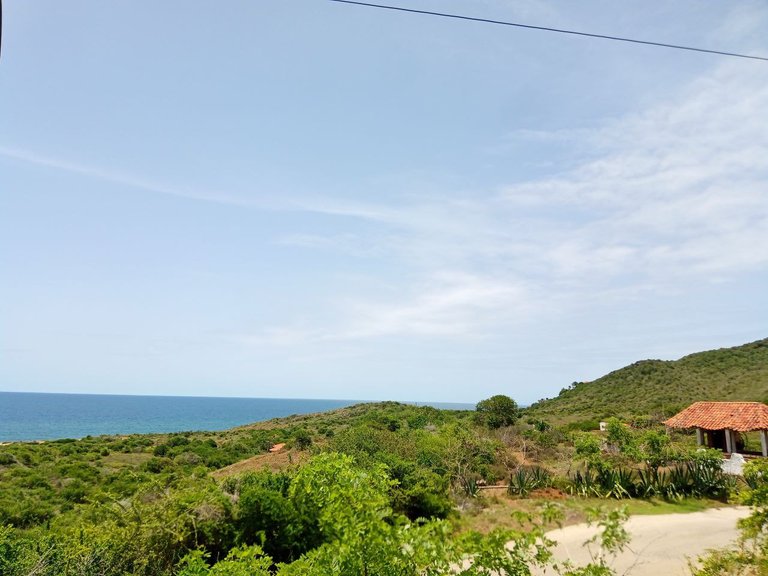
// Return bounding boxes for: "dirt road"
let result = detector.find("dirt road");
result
[534,506,750,576]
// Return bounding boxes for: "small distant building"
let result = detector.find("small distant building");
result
[664,401,768,457]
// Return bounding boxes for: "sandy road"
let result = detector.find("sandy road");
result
[533,506,750,576]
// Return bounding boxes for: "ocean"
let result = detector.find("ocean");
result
[0,392,473,442]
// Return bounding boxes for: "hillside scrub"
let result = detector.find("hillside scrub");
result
[0,450,634,576]
[527,338,768,424]
[0,400,746,575]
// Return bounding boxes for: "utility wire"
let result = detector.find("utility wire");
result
[327,0,768,62]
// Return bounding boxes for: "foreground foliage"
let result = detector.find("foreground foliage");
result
[0,399,739,575]
[1,452,632,576]
[694,459,768,575]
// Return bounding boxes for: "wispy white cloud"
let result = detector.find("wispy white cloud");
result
[6,56,766,351]
[0,146,256,207]
[252,58,768,346]
[503,60,768,281]
[334,272,531,339]
[240,271,534,348]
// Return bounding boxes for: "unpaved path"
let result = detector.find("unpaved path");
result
[534,506,750,576]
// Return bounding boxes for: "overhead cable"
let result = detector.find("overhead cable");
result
[327,0,768,62]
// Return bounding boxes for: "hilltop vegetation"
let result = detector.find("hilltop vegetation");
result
[527,338,768,424]
[0,394,741,575]
[3,338,768,574]
[2,402,532,575]
[0,402,479,530]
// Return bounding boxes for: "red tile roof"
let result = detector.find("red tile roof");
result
[664,402,768,432]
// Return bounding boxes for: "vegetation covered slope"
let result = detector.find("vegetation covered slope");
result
[527,338,768,424]
[0,401,547,575]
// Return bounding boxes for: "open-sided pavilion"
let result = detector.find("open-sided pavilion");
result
[664,401,768,457]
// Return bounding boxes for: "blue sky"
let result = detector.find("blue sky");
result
[1,0,767,404]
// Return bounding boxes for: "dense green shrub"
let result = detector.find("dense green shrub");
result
[475,395,520,429]
[293,430,312,450]
[233,471,320,563]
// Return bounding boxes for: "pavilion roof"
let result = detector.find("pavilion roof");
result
[664,401,768,432]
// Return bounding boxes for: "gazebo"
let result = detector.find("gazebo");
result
[664,401,768,457]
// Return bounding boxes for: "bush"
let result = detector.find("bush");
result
[475,395,519,429]
[143,457,173,473]
[61,479,88,503]
[293,430,312,451]
[167,435,190,448]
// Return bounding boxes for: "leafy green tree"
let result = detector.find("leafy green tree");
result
[293,430,312,451]
[475,395,520,429]
[233,471,320,563]
[641,430,671,470]
[604,418,641,461]
[180,453,568,576]
[574,433,602,462]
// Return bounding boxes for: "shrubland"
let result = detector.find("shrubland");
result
[0,394,758,574]
[528,338,768,424]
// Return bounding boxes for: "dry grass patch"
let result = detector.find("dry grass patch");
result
[454,492,723,535]
[211,449,309,479]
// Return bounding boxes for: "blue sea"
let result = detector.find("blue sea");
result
[0,392,473,442]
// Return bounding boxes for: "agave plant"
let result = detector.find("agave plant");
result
[597,467,636,499]
[668,464,694,496]
[508,466,552,497]
[461,477,481,498]
[567,468,603,498]
[529,466,552,488]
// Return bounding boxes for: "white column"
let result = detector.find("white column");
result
[696,428,704,446]
[725,429,733,453]
[761,430,768,457]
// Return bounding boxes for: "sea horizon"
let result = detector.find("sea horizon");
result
[0,391,475,442]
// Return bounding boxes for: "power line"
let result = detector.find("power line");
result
[327,0,768,63]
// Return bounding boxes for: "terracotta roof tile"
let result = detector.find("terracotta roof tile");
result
[664,402,768,432]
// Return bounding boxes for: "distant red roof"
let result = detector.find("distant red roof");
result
[664,402,768,432]
[269,443,286,453]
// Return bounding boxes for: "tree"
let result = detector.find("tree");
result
[293,430,312,451]
[476,395,520,429]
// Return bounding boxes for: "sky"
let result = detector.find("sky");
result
[1,0,767,404]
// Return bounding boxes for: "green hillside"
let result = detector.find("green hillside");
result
[526,338,768,424]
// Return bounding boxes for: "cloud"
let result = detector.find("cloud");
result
[502,60,768,282]
[253,58,768,346]
[239,272,534,349]
[335,272,531,339]
[6,54,766,350]
[0,146,257,207]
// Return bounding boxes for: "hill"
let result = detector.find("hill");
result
[526,338,768,424]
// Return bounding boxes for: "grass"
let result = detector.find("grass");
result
[454,492,725,535]
[211,448,309,479]
[100,452,153,468]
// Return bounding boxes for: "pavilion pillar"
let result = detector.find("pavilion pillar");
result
[696,428,704,446]
[761,430,768,457]
[725,429,734,454]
